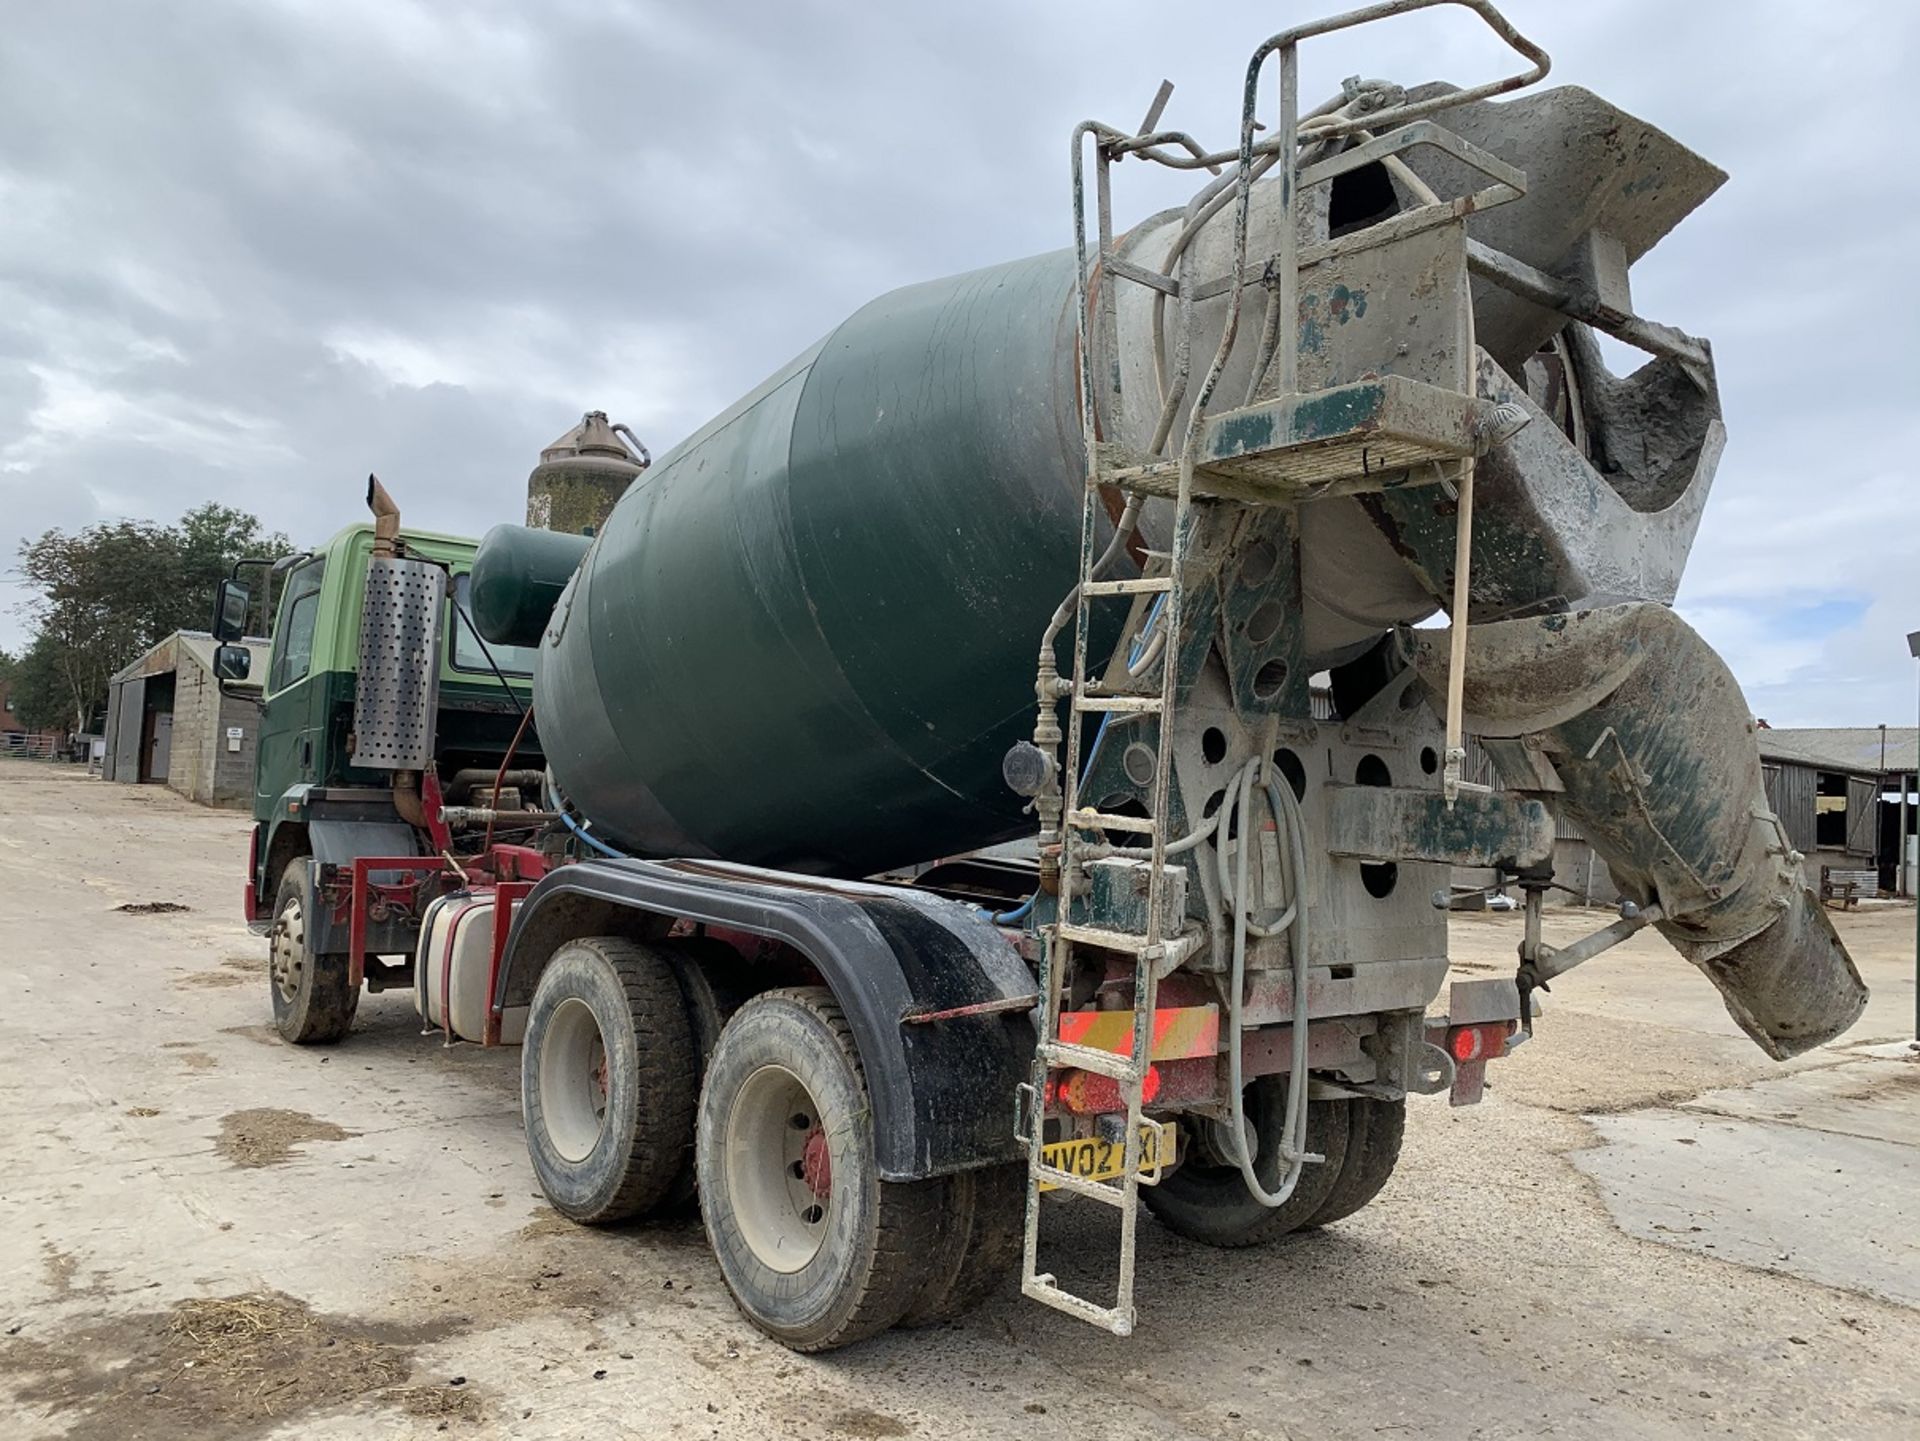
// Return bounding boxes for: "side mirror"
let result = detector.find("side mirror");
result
[214,644,252,683]
[211,579,252,642]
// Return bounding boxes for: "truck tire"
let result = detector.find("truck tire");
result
[523,937,696,1225]
[660,938,750,1213]
[269,858,358,1045]
[1302,1097,1405,1228]
[696,987,942,1352]
[899,1162,1025,1327]
[1143,1080,1351,1248]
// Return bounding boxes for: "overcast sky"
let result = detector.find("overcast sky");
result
[2,1,1914,727]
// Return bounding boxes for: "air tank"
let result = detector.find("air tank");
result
[505,85,1728,878]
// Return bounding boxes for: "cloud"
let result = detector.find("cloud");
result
[1,0,1914,740]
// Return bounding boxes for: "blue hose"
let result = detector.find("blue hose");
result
[1075,593,1165,791]
[990,893,1036,925]
[560,807,627,859]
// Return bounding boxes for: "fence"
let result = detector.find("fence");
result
[1,733,62,760]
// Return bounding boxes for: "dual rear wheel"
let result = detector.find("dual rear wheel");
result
[1142,1076,1405,1248]
[521,936,1402,1348]
[522,942,1019,1351]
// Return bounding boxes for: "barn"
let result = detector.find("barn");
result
[100,630,271,808]
[1757,727,1918,897]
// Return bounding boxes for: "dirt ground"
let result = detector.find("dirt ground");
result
[2,759,1917,1440]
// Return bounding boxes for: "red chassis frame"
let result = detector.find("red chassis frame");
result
[338,843,547,1047]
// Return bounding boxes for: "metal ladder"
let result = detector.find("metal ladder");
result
[1015,85,1218,1339]
[1018,0,1552,1337]
[1014,443,1195,1336]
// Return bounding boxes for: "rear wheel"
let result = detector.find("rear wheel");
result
[1143,1080,1350,1248]
[898,1162,1025,1327]
[1302,1096,1405,1228]
[661,938,750,1212]
[268,858,358,1045]
[696,987,941,1352]
[523,937,696,1224]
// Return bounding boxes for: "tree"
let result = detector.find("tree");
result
[11,505,292,734]
[8,635,79,733]
[171,503,290,637]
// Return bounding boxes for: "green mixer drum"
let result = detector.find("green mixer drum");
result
[535,248,1120,875]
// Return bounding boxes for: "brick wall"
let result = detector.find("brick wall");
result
[164,657,260,808]
[166,663,213,800]
[211,687,261,807]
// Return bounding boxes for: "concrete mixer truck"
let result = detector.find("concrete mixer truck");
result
[211,0,1868,1353]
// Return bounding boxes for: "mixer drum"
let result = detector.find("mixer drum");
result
[536,252,1101,875]
[528,85,1728,878]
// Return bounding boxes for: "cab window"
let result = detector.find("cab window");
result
[449,573,537,677]
[268,558,326,693]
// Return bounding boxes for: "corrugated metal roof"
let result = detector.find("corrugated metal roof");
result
[111,629,272,686]
[1756,727,1918,777]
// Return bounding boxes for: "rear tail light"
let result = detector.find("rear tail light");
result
[1047,1064,1162,1115]
[1445,1021,1512,1105]
[1449,1021,1507,1063]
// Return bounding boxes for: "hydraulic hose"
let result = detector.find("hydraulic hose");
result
[545,773,629,859]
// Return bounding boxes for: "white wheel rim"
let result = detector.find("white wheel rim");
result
[725,1065,831,1273]
[271,895,304,1005]
[539,997,609,1163]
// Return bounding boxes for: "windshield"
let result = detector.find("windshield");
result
[449,572,538,678]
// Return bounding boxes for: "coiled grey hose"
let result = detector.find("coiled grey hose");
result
[1215,753,1317,1207]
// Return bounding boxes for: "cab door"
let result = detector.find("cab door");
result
[254,556,328,820]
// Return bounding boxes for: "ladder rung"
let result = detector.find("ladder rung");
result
[1101,254,1179,299]
[1031,1164,1133,1207]
[1067,807,1158,835]
[1081,577,1174,597]
[1023,1276,1136,1337]
[1055,922,1161,956]
[1074,694,1164,714]
[1041,1038,1147,1081]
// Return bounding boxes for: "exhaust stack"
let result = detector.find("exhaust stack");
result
[1416,604,1868,1059]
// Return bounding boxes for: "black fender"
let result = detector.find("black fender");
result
[495,858,1038,1181]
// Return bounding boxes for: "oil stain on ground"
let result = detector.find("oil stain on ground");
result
[215,1109,357,1169]
[176,970,251,989]
[829,1406,913,1438]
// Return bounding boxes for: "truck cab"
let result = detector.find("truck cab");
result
[215,517,544,1041]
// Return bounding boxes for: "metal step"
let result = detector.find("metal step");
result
[1054,922,1164,956]
[1031,1164,1132,1206]
[1106,375,1482,504]
[1040,1038,1148,1082]
[1023,1276,1136,1337]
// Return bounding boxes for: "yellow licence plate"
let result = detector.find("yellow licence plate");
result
[1039,1122,1173,1190]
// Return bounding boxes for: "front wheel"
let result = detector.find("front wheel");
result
[696,987,942,1352]
[268,858,358,1045]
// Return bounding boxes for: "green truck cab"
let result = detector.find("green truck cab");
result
[221,520,540,1023]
